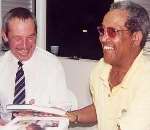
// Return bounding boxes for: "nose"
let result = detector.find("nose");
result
[99,32,109,43]
[22,38,27,49]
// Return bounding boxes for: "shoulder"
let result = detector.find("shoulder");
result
[129,54,150,90]
[90,58,111,88]
[90,58,110,76]
[138,54,150,72]
[32,47,63,68]
[0,51,13,70]
[0,50,12,63]
[34,47,61,62]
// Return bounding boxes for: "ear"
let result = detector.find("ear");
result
[132,31,143,47]
[1,30,8,42]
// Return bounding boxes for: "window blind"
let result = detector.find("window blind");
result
[1,0,35,18]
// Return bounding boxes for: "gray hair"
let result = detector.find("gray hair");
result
[2,7,37,36]
[110,1,150,48]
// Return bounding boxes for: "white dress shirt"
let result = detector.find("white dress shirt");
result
[0,47,77,122]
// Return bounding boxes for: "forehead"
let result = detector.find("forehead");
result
[7,18,35,35]
[102,9,129,28]
[8,18,35,30]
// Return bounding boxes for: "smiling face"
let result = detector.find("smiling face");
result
[99,9,135,66]
[3,18,36,61]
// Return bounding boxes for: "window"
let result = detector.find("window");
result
[46,0,113,60]
[1,0,35,18]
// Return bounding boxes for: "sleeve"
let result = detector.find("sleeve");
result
[89,71,95,102]
[118,75,150,130]
[48,59,77,111]
[89,60,102,103]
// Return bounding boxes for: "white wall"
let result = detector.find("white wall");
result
[0,0,1,28]
[36,0,46,50]
[59,57,98,130]
[0,1,2,45]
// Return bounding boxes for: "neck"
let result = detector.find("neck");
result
[109,49,141,89]
[112,48,141,71]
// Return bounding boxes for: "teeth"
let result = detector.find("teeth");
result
[17,50,28,55]
[103,46,114,50]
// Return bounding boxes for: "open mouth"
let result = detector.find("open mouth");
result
[17,49,29,56]
[103,46,114,51]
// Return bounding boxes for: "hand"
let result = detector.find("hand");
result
[66,111,78,123]
[0,118,7,126]
[26,123,42,130]
[12,111,33,117]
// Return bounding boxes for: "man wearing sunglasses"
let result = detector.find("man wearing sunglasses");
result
[66,1,150,130]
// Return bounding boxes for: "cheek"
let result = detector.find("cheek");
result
[29,43,36,53]
[27,39,36,47]
[113,36,123,47]
[30,43,36,50]
[9,41,18,49]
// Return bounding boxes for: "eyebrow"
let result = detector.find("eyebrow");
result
[29,32,36,36]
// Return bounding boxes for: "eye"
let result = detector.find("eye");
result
[12,37,22,42]
[107,27,117,38]
[27,36,35,42]
[97,26,105,36]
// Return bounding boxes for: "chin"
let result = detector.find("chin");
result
[104,58,113,65]
[17,55,31,61]
[18,52,34,61]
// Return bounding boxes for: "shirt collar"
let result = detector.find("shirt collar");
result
[99,58,112,83]
[120,50,144,89]
[7,47,38,66]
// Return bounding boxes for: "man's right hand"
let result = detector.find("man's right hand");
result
[66,104,97,124]
[26,123,42,130]
[0,118,7,126]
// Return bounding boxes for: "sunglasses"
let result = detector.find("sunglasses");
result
[97,26,129,38]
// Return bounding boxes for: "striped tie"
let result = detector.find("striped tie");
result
[13,61,25,104]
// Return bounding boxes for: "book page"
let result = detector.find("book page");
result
[4,116,69,130]
[6,104,66,116]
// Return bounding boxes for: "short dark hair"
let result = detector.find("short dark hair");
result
[2,7,37,36]
[110,1,150,48]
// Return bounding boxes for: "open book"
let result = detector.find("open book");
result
[6,104,66,116]
[2,116,69,130]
